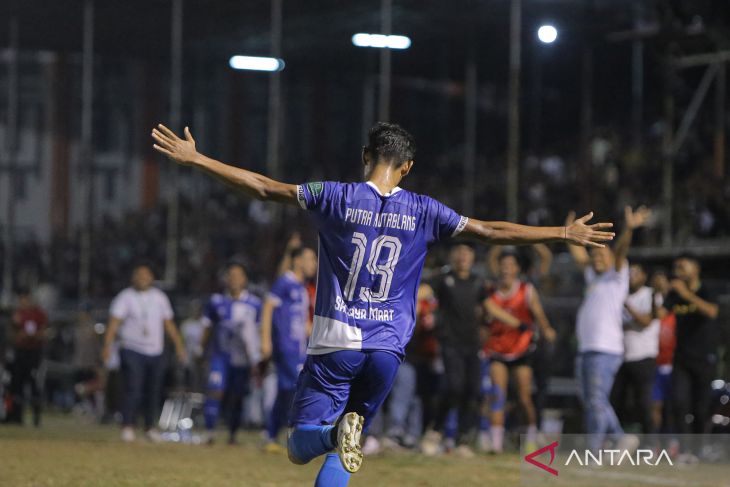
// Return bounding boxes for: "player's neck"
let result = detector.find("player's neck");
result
[366,164,401,195]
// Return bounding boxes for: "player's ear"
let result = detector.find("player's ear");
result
[362,146,371,166]
[400,160,414,177]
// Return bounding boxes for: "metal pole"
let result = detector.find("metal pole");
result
[661,62,675,246]
[463,43,477,215]
[506,0,521,221]
[630,1,644,149]
[164,0,183,286]
[78,0,94,299]
[378,0,392,121]
[266,0,283,179]
[2,16,19,306]
[715,62,726,179]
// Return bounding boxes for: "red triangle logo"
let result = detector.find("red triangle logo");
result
[524,441,559,476]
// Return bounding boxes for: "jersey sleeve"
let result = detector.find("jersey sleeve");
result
[109,292,128,320]
[201,297,216,328]
[296,181,342,215]
[160,292,174,320]
[267,279,286,307]
[423,196,469,243]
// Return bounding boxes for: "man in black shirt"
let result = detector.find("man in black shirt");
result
[659,254,719,435]
[421,244,488,457]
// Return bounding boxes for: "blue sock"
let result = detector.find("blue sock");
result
[204,397,221,431]
[315,453,350,487]
[287,424,336,464]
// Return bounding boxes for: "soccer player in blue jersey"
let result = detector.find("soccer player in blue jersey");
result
[152,122,614,486]
[261,246,318,451]
[201,263,262,444]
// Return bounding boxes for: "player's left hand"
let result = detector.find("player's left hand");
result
[152,124,199,165]
[564,212,614,248]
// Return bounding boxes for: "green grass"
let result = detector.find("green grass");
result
[0,415,520,487]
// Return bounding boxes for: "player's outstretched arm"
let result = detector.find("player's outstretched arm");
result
[461,212,614,248]
[152,124,298,205]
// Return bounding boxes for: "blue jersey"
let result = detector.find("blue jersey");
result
[296,181,467,357]
[203,291,262,367]
[268,271,310,363]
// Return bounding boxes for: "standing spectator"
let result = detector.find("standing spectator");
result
[421,244,487,457]
[483,251,557,453]
[101,263,187,442]
[201,263,262,444]
[651,270,676,433]
[567,206,650,452]
[8,288,48,426]
[611,263,657,434]
[261,247,317,451]
[658,254,719,436]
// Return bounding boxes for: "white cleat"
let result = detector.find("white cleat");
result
[336,412,364,473]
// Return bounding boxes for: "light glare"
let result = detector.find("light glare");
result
[351,33,411,50]
[537,25,558,44]
[229,55,285,72]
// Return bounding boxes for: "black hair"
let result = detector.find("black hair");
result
[366,122,416,166]
[15,286,31,297]
[290,246,313,261]
[676,252,699,264]
[498,249,526,270]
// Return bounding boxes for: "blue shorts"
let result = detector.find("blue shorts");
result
[288,350,401,431]
[207,353,250,397]
[652,366,672,402]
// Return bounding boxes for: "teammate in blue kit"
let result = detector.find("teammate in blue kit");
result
[261,246,318,451]
[153,122,614,486]
[201,263,262,444]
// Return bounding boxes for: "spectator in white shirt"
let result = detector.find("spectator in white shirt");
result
[610,263,658,434]
[566,206,651,452]
[101,263,187,442]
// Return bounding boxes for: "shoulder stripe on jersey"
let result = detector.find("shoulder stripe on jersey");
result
[296,185,307,209]
[452,216,469,237]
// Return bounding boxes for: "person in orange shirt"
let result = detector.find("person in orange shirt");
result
[483,252,556,452]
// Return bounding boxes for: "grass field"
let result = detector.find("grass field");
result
[0,415,520,487]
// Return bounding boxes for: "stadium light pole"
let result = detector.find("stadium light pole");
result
[266,0,283,181]
[164,0,183,287]
[463,18,477,216]
[78,0,95,300]
[506,0,522,222]
[379,0,392,121]
[2,15,19,307]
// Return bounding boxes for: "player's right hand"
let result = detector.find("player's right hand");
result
[151,124,199,166]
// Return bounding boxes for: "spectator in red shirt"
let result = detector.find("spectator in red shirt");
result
[9,287,48,426]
